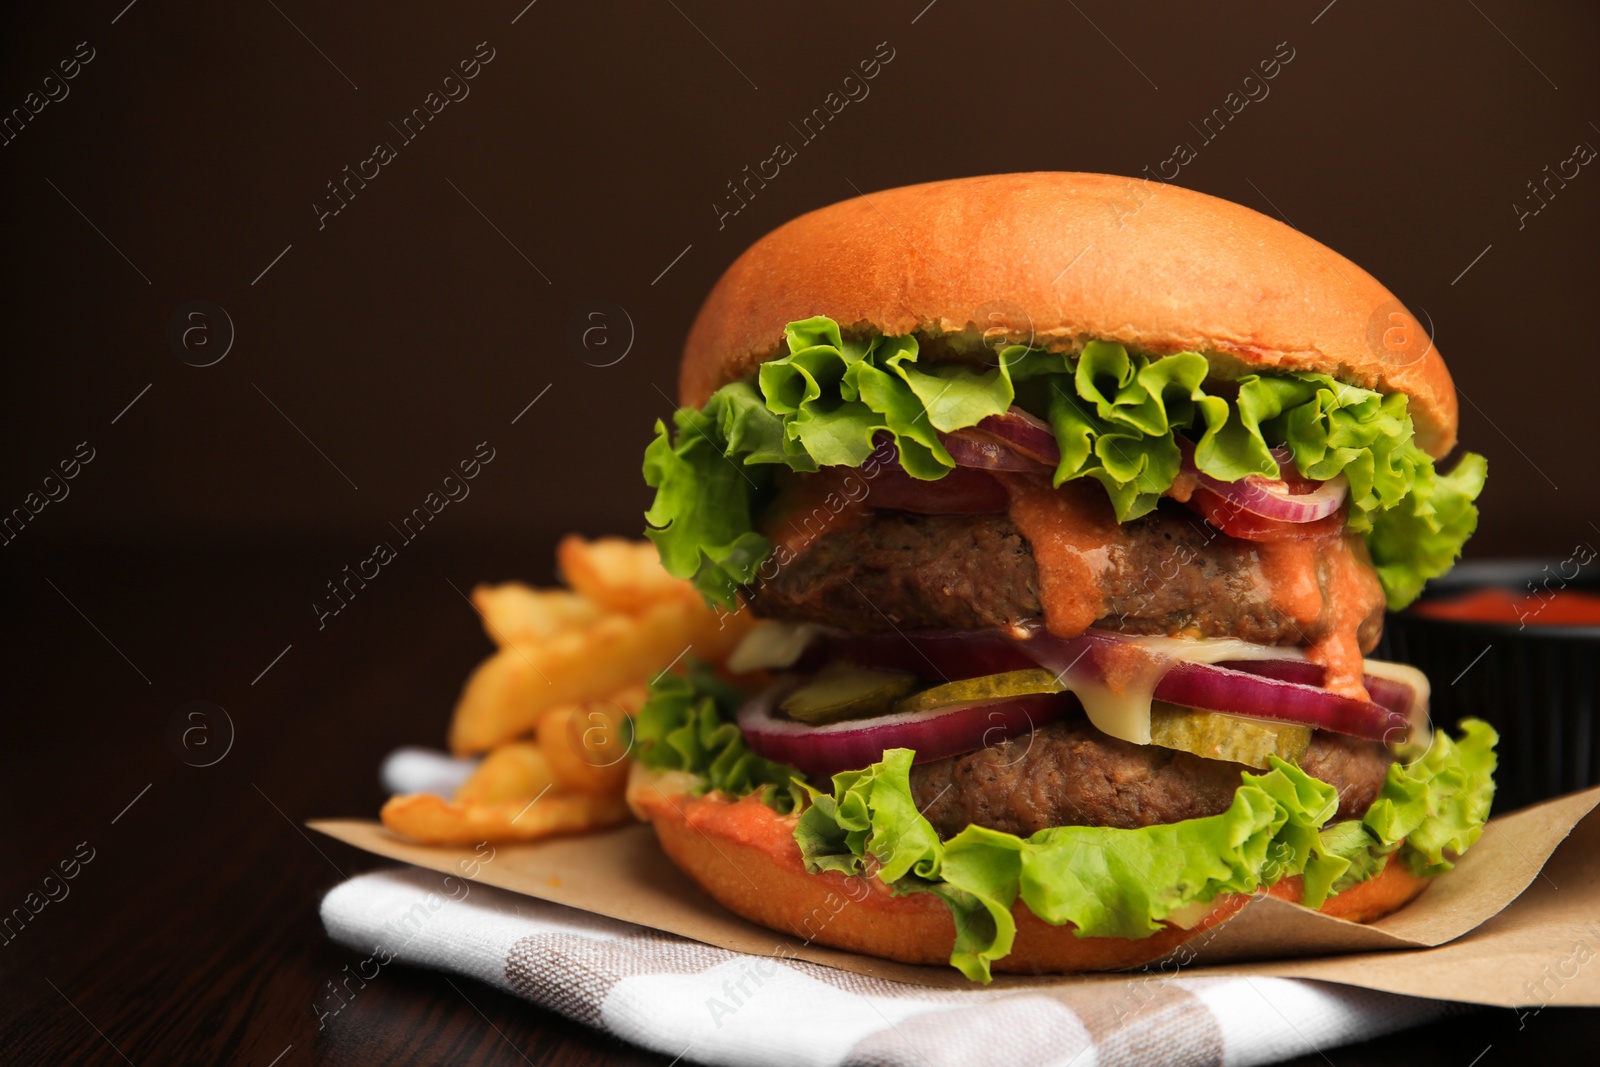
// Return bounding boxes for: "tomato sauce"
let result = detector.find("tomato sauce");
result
[779,460,1385,703]
[995,475,1124,637]
[999,473,1379,699]
[1412,586,1600,627]
[1257,534,1381,699]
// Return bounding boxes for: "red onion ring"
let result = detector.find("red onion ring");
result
[1211,659,1416,718]
[744,629,1419,777]
[1192,470,1348,524]
[1153,662,1409,743]
[834,627,1415,743]
[737,686,1071,782]
[974,408,1061,466]
[938,428,1047,472]
[1016,629,1409,743]
[933,407,1059,473]
[1177,437,1347,524]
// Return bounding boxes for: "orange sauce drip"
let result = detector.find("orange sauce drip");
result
[1096,636,1170,698]
[1001,475,1380,700]
[1253,539,1324,629]
[995,474,1125,637]
[1256,533,1380,699]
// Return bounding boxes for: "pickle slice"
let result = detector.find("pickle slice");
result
[781,664,919,725]
[893,669,1066,714]
[1149,702,1311,768]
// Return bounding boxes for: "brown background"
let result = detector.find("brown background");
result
[3,0,1598,563]
[3,1,1598,1065]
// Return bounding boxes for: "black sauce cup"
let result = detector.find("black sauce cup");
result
[1378,558,1600,812]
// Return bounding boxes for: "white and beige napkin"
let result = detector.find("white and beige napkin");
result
[321,865,1455,1067]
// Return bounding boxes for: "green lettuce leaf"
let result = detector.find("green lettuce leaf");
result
[756,317,1013,477]
[1296,719,1499,902]
[1364,717,1498,875]
[1313,819,1396,901]
[642,384,782,606]
[1367,453,1488,610]
[632,660,806,813]
[794,722,1498,982]
[643,315,1486,610]
[641,667,1498,982]
[1046,343,1209,520]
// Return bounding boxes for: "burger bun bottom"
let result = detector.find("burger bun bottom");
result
[628,765,1430,975]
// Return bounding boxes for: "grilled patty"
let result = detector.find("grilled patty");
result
[908,717,1391,838]
[748,508,1384,649]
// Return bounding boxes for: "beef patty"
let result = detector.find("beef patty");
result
[908,717,1391,838]
[749,508,1384,649]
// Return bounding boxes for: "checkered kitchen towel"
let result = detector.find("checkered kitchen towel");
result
[320,866,1456,1067]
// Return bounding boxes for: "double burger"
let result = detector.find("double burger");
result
[626,173,1496,980]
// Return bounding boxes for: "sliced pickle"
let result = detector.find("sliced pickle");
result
[1148,702,1311,768]
[893,668,1066,714]
[780,664,919,724]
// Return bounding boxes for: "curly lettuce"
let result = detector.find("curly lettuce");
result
[1046,343,1211,520]
[796,722,1498,982]
[643,387,784,606]
[643,316,1485,609]
[1349,718,1499,877]
[633,667,1498,982]
[632,660,806,813]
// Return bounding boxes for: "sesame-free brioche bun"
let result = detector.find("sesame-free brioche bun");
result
[628,766,1430,976]
[680,172,1458,457]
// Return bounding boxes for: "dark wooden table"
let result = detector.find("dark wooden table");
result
[4,542,1594,1065]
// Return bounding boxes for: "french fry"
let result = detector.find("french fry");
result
[454,742,556,805]
[527,682,649,730]
[537,702,632,795]
[595,682,649,717]
[380,790,630,845]
[471,583,603,647]
[449,598,685,754]
[395,536,767,847]
[450,588,760,756]
[557,535,695,614]
[449,646,546,752]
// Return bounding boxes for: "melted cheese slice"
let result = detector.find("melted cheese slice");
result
[1056,633,1427,747]
[1060,633,1303,746]
[727,621,824,672]
[729,624,1428,749]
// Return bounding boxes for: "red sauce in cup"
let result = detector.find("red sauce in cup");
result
[1411,587,1600,627]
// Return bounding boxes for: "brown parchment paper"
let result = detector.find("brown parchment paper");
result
[311,784,1600,1008]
